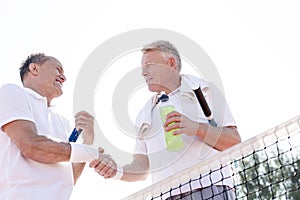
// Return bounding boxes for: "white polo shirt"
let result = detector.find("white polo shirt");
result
[134,75,236,196]
[0,84,73,200]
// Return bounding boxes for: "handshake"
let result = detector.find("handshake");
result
[69,142,122,180]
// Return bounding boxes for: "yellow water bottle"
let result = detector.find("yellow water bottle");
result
[159,93,184,151]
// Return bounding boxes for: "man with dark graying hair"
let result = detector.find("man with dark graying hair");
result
[0,53,101,199]
[91,40,241,199]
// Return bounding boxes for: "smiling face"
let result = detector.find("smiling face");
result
[29,57,67,103]
[141,50,180,94]
[38,57,66,98]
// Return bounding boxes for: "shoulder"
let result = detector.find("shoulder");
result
[0,83,26,97]
[0,83,23,91]
[181,74,208,89]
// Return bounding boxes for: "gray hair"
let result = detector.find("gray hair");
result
[142,40,182,72]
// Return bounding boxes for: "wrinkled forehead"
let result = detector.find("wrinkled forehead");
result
[141,50,165,65]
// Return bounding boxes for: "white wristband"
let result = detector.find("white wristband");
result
[113,164,124,180]
[70,143,98,163]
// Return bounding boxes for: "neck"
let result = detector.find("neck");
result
[23,81,52,107]
[163,74,181,95]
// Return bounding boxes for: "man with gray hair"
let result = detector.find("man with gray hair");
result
[91,40,241,199]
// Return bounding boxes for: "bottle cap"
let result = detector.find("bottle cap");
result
[159,94,169,102]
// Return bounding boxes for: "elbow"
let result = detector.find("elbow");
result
[122,165,150,182]
[229,135,241,148]
[226,129,241,149]
[232,128,242,145]
[123,172,149,182]
[218,128,241,151]
[138,172,149,181]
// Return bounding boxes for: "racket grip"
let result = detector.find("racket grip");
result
[193,87,212,118]
[194,86,218,127]
[69,128,82,142]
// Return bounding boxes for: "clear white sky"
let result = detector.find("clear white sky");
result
[1,0,299,199]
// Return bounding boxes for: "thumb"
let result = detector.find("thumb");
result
[98,147,105,154]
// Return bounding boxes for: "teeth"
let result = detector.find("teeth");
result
[56,81,62,88]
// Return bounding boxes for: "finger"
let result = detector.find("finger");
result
[75,111,94,119]
[165,122,181,132]
[93,153,109,166]
[75,112,94,125]
[166,111,181,118]
[89,160,100,168]
[172,128,183,135]
[96,157,114,177]
[75,117,94,126]
[164,116,181,127]
[101,160,114,178]
[94,157,109,173]
[75,118,94,131]
[104,165,117,179]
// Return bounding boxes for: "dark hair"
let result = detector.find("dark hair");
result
[19,53,50,83]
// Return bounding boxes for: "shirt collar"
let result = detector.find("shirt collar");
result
[24,87,48,104]
[151,74,209,107]
[180,74,208,94]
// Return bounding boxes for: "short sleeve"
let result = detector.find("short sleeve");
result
[206,82,237,127]
[0,84,34,130]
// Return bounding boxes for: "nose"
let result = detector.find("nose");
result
[142,67,148,77]
[59,74,66,83]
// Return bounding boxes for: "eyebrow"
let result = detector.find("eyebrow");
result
[143,62,155,66]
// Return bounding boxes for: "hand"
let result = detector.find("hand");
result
[75,111,94,145]
[164,111,200,137]
[89,151,117,179]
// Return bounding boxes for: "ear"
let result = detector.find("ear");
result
[28,63,39,75]
[169,57,177,70]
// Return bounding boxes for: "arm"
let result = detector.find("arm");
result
[122,154,149,181]
[89,153,149,182]
[3,119,71,163]
[164,111,241,151]
[195,124,240,151]
[3,111,96,184]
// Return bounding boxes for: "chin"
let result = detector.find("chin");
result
[56,89,63,97]
[148,84,162,93]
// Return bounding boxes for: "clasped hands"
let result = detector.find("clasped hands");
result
[89,148,118,179]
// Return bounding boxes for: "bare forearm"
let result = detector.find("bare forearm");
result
[20,135,71,163]
[122,163,149,182]
[197,123,241,151]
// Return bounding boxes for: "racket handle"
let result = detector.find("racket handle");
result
[69,128,82,142]
[193,87,212,118]
[193,86,218,127]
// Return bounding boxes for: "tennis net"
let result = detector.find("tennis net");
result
[124,115,300,200]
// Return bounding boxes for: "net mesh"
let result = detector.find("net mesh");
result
[124,115,300,200]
